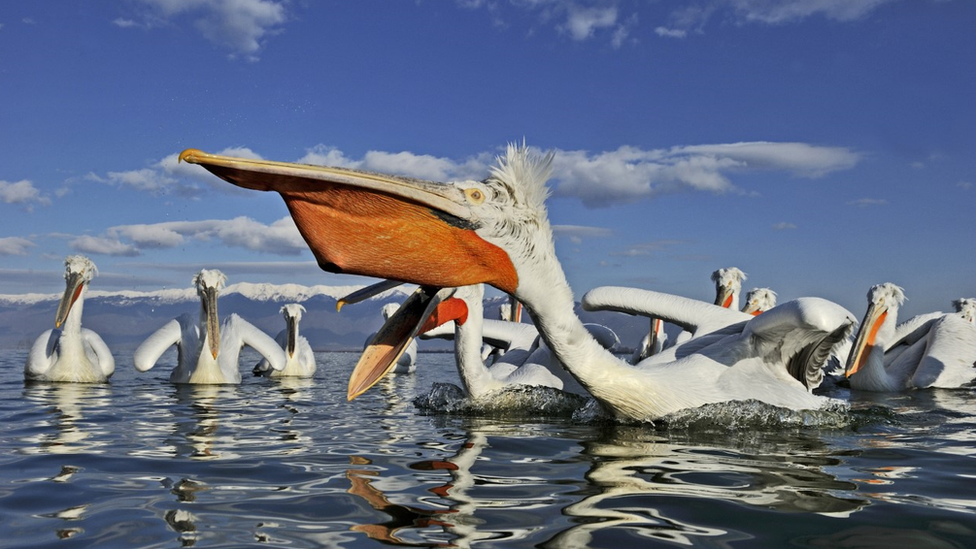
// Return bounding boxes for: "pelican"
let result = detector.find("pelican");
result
[133,269,285,384]
[581,286,749,354]
[253,303,316,378]
[845,283,976,391]
[179,144,856,422]
[742,288,777,316]
[712,267,746,309]
[25,255,115,383]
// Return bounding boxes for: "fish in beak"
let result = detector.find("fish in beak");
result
[178,149,518,295]
[55,271,86,329]
[347,286,456,400]
[844,300,887,378]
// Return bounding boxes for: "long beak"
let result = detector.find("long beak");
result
[715,285,734,308]
[55,273,85,328]
[286,314,298,358]
[845,302,887,378]
[179,149,518,295]
[347,286,453,400]
[337,280,405,312]
[741,302,763,316]
[204,286,220,359]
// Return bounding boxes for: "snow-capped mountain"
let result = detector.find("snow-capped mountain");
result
[0,282,416,351]
[0,282,647,353]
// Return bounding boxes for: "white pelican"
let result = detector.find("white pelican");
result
[25,255,115,383]
[253,303,316,378]
[133,269,285,384]
[712,267,746,309]
[742,288,777,316]
[630,316,667,364]
[179,145,856,422]
[581,286,749,354]
[845,283,976,391]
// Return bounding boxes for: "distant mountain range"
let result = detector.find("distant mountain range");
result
[0,282,648,353]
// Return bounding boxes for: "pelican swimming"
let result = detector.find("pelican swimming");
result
[712,267,746,309]
[179,144,856,422]
[742,288,777,316]
[133,269,285,384]
[25,255,115,383]
[845,283,976,391]
[254,303,316,378]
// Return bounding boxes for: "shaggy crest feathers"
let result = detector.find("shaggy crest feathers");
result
[64,255,97,281]
[193,269,227,292]
[488,142,554,215]
[711,267,746,285]
[281,303,306,319]
[867,282,905,307]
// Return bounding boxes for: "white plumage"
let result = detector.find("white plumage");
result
[133,269,285,384]
[25,255,115,383]
[254,303,316,378]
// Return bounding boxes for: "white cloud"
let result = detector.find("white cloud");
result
[70,235,141,257]
[90,146,262,197]
[122,0,288,60]
[548,141,859,207]
[772,222,797,230]
[552,224,613,244]
[561,6,618,41]
[958,181,973,190]
[105,216,307,255]
[656,0,896,38]
[847,198,888,207]
[0,237,35,256]
[0,179,51,209]
[655,26,687,38]
[728,0,896,25]
[98,140,859,208]
[608,239,689,257]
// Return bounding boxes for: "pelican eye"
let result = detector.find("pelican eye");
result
[464,188,485,205]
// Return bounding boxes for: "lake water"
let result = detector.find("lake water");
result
[1,348,975,548]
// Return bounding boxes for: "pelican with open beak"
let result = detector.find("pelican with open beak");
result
[181,145,855,422]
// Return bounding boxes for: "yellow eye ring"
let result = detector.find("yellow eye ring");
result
[465,188,485,204]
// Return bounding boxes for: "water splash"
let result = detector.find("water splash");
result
[413,382,591,417]
[660,399,853,430]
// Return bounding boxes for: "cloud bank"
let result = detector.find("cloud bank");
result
[100,141,860,209]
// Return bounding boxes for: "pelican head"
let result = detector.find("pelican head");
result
[55,255,98,329]
[953,298,976,324]
[845,282,906,378]
[741,287,777,316]
[193,269,227,359]
[711,267,746,309]
[281,303,306,358]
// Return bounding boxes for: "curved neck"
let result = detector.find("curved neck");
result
[455,292,500,398]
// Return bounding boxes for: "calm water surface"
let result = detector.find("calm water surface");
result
[1,349,975,548]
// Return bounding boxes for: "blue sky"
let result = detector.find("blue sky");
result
[1,0,973,319]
